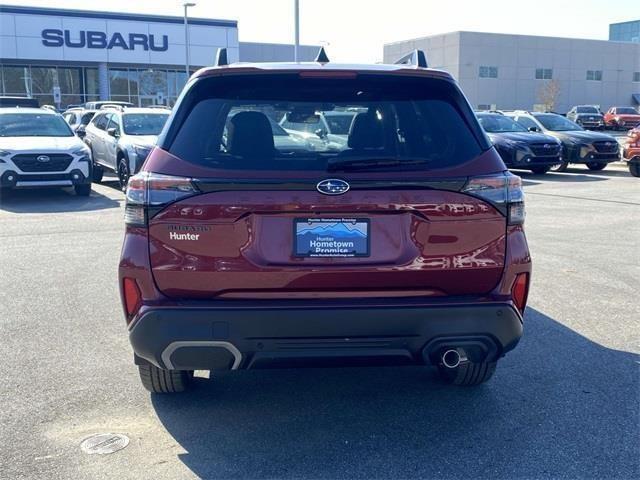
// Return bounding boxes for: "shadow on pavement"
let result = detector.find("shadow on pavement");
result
[151,308,639,479]
[516,171,609,183]
[0,186,121,213]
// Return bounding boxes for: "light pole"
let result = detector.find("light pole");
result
[294,0,299,62]
[183,2,196,77]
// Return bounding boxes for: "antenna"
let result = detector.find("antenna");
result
[394,49,428,68]
[214,47,228,67]
[315,46,330,64]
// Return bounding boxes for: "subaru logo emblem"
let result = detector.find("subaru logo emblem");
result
[543,144,551,149]
[36,155,50,163]
[317,178,350,195]
[605,142,612,147]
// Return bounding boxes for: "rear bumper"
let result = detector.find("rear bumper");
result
[129,300,523,371]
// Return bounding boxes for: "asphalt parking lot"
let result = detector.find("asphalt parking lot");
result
[0,164,638,480]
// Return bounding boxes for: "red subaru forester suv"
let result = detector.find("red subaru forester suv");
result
[119,50,531,393]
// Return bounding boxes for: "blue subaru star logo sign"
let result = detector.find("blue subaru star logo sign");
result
[317,178,350,195]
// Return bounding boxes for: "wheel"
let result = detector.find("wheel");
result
[630,161,640,178]
[530,166,550,174]
[550,161,569,172]
[74,184,91,196]
[117,157,130,192]
[586,162,606,171]
[437,361,497,386]
[138,364,193,393]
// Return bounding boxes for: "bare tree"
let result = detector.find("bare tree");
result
[537,79,561,112]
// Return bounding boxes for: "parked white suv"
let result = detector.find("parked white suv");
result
[84,107,170,191]
[0,108,92,196]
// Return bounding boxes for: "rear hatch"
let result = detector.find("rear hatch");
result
[141,69,512,300]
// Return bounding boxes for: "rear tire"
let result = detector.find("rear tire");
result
[138,364,193,393]
[630,161,640,177]
[91,149,104,183]
[74,184,91,196]
[117,158,130,192]
[530,166,550,174]
[586,162,607,171]
[437,361,496,386]
[550,161,569,172]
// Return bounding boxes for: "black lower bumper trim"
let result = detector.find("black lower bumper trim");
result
[129,302,523,371]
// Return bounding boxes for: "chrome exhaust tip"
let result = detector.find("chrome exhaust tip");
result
[441,348,468,369]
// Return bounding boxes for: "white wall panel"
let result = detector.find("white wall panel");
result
[0,35,17,58]
[0,13,16,36]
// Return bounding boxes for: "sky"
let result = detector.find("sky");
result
[8,0,640,62]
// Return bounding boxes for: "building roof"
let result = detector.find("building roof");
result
[384,30,640,47]
[0,5,237,28]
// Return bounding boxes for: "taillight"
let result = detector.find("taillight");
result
[124,172,199,227]
[462,172,525,225]
[511,273,530,314]
[122,277,142,319]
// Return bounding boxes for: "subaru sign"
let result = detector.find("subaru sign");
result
[41,29,169,51]
[0,6,239,66]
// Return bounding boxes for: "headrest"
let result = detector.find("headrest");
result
[227,111,275,159]
[348,112,385,149]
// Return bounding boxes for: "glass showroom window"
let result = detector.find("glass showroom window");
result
[535,68,553,80]
[2,65,32,96]
[84,68,100,102]
[479,66,498,78]
[139,69,168,105]
[586,70,603,81]
[109,69,130,104]
[58,67,83,107]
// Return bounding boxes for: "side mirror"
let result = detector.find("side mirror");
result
[76,125,86,137]
[107,127,119,138]
[528,126,539,132]
[315,128,328,139]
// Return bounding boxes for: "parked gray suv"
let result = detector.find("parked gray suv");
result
[84,107,170,190]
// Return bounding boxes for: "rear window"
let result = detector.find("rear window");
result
[164,74,488,173]
[81,112,96,125]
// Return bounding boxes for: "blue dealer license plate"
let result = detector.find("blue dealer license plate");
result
[294,218,370,257]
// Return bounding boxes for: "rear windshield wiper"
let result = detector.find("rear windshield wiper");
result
[327,156,430,172]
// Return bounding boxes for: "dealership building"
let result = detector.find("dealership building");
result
[0,5,318,108]
[384,30,640,113]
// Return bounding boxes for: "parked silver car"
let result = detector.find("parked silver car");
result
[62,108,98,139]
[83,107,170,190]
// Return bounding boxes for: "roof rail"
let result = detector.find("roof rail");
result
[394,49,428,68]
[146,105,171,110]
[315,46,330,64]
[214,47,228,67]
[99,104,125,111]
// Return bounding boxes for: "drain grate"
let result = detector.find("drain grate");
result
[80,433,129,455]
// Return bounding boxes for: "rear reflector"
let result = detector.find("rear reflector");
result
[123,277,142,319]
[511,273,530,314]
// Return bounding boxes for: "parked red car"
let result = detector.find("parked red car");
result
[604,107,640,130]
[119,50,531,393]
[622,127,640,177]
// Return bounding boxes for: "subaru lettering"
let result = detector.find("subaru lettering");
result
[41,29,169,51]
